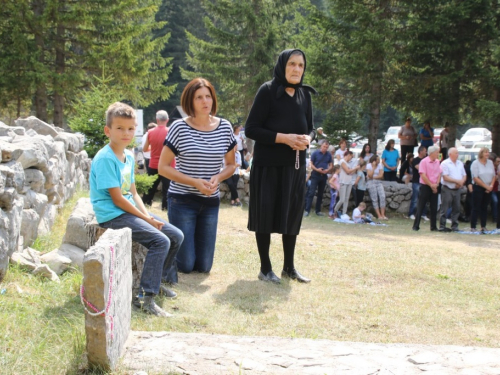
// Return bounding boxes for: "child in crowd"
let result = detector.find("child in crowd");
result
[354,159,367,207]
[353,202,368,223]
[328,165,341,219]
[89,102,184,318]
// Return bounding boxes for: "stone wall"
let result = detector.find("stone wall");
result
[0,117,90,281]
[220,172,416,214]
[82,227,132,371]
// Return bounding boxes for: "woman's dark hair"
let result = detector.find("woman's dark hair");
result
[385,139,395,151]
[369,154,378,163]
[181,77,218,117]
[406,153,414,161]
[344,150,353,157]
[360,143,371,158]
[406,117,412,123]
[424,120,431,127]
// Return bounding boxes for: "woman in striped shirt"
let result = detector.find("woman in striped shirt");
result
[159,78,236,281]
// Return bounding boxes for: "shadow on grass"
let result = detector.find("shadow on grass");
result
[213,279,291,314]
[177,271,211,293]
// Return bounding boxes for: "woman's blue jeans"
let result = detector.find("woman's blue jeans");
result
[168,195,219,274]
[99,212,184,295]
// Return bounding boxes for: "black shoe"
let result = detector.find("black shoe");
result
[412,227,419,231]
[281,269,311,283]
[430,228,438,232]
[159,284,177,299]
[451,228,460,232]
[304,211,310,217]
[438,227,452,232]
[316,212,324,216]
[258,271,281,284]
[133,295,172,317]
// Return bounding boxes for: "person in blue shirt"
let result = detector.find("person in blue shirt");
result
[304,141,333,216]
[419,120,434,150]
[90,102,184,318]
[381,139,400,181]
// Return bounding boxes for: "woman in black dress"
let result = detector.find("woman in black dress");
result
[245,49,316,284]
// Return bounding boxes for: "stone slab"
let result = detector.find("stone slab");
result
[122,332,500,375]
[83,228,133,371]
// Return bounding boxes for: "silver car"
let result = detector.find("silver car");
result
[460,127,491,148]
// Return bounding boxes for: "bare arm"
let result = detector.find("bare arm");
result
[108,184,163,229]
[143,133,150,153]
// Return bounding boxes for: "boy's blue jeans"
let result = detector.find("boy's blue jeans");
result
[168,195,219,274]
[99,212,184,294]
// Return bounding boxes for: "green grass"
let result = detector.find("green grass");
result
[1,193,500,374]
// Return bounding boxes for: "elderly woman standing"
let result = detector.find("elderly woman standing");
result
[470,147,496,233]
[246,49,316,284]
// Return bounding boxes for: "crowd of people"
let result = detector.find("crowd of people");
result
[88,47,498,319]
[303,121,500,234]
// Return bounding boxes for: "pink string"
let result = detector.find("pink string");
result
[80,245,115,341]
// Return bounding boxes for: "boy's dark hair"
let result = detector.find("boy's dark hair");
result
[105,102,136,128]
[181,78,218,117]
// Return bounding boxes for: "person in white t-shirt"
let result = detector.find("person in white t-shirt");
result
[353,202,367,223]
[233,124,248,169]
[366,154,388,220]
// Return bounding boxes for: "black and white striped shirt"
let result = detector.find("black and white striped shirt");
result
[164,118,236,199]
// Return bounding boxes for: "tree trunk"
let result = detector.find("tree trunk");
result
[53,19,65,129]
[492,88,500,156]
[368,77,382,154]
[33,0,48,122]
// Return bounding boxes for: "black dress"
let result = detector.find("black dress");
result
[246,80,314,235]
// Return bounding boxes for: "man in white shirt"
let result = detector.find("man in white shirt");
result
[439,147,466,232]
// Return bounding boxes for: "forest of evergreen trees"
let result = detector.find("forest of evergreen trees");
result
[1,0,499,154]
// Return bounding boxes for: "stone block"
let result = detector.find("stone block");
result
[21,209,41,247]
[38,203,57,236]
[83,228,132,371]
[0,122,25,137]
[33,263,60,282]
[9,138,50,171]
[15,116,59,137]
[24,169,46,193]
[0,197,23,282]
[62,198,96,250]
[57,243,86,268]
[55,132,84,153]
[40,250,71,275]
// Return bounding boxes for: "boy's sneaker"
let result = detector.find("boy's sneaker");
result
[422,216,429,221]
[409,215,416,220]
[159,284,177,299]
[133,295,172,317]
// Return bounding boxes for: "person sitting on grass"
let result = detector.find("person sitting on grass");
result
[328,164,341,219]
[89,102,184,318]
[352,202,368,224]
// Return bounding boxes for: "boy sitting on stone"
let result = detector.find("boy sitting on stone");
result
[89,102,184,318]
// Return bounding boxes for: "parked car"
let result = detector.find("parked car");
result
[460,128,491,148]
[383,126,401,145]
[472,141,492,151]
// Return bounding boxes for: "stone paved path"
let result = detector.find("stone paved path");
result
[122,331,500,375]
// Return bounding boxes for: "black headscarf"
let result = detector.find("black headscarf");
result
[272,48,318,99]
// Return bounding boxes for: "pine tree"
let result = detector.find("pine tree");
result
[393,0,496,147]
[182,0,297,122]
[298,0,399,152]
[0,0,174,128]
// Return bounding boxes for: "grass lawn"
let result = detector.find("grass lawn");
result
[1,193,499,374]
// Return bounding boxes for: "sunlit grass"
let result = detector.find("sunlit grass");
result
[1,191,499,374]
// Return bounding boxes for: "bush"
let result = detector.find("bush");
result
[134,173,157,195]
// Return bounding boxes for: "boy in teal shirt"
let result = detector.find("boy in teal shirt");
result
[90,102,183,318]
